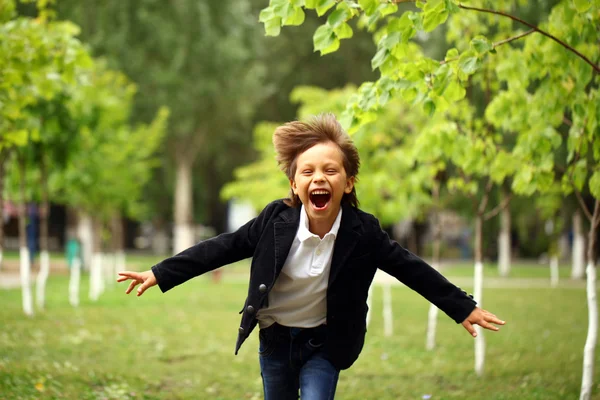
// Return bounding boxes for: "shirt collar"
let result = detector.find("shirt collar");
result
[297,204,343,242]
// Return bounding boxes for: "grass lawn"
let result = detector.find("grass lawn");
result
[1,272,598,400]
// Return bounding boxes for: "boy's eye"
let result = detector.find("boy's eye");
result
[327,169,337,173]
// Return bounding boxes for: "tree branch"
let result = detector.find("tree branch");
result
[457,3,600,74]
[594,200,600,230]
[478,179,493,215]
[484,193,512,221]
[574,187,593,222]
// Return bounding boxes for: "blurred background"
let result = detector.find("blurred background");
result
[1,0,599,399]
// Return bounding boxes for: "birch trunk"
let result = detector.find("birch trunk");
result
[69,256,81,307]
[18,155,33,316]
[498,204,511,277]
[89,218,104,301]
[474,214,485,376]
[35,156,50,310]
[426,182,441,350]
[77,212,93,271]
[0,149,6,271]
[579,200,599,400]
[173,158,194,254]
[550,254,559,288]
[573,210,586,279]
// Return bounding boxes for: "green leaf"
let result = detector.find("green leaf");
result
[471,36,493,55]
[590,170,600,199]
[264,16,282,36]
[423,98,436,116]
[358,0,378,16]
[305,0,318,8]
[371,47,389,70]
[458,51,481,74]
[572,0,592,12]
[291,0,305,6]
[380,32,401,50]
[334,22,353,39]
[321,37,341,55]
[443,79,466,102]
[316,0,336,16]
[327,8,350,28]
[259,6,274,22]
[283,7,305,25]
[313,24,336,53]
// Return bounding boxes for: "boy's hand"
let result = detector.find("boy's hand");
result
[461,307,505,337]
[117,270,157,296]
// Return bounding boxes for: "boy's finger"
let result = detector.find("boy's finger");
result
[479,320,500,331]
[137,282,150,296]
[462,320,477,337]
[116,276,130,283]
[126,280,139,294]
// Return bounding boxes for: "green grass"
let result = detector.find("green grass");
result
[1,273,598,399]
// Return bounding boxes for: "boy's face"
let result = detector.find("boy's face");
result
[291,141,354,226]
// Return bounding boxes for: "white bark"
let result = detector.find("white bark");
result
[104,252,115,288]
[69,257,81,307]
[426,262,440,351]
[88,252,103,301]
[383,283,393,337]
[426,304,439,351]
[77,214,93,271]
[474,261,485,376]
[498,207,511,277]
[173,224,194,255]
[20,247,33,316]
[152,227,169,255]
[35,250,50,310]
[572,212,585,279]
[173,159,194,254]
[550,255,559,288]
[115,251,126,275]
[366,284,373,328]
[580,262,597,400]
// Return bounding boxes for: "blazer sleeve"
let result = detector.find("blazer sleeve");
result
[374,222,476,324]
[151,201,280,293]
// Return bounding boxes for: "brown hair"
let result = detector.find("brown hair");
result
[273,113,360,208]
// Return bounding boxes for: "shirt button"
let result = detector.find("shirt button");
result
[246,305,255,314]
[259,284,267,293]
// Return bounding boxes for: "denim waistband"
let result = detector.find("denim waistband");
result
[262,322,327,340]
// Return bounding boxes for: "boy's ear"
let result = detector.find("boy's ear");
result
[344,176,355,194]
[290,179,297,195]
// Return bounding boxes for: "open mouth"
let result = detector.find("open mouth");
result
[310,190,331,210]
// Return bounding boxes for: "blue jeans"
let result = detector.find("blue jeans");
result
[258,323,340,400]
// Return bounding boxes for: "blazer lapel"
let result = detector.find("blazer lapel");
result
[329,204,361,285]
[273,206,300,277]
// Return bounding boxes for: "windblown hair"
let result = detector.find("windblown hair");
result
[273,113,360,208]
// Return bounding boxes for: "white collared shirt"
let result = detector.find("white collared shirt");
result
[256,205,342,329]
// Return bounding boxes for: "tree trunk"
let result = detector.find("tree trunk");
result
[173,157,194,254]
[498,196,511,277]
[573,210,586,279]
[550,254,559,288]
[427,182,441,350]
[579,200,599,400]
[77,211,93,272]
[18,155,33,316]
[0,149,6,270]
[35,154,50,310]
[69,256,81,307]
[474,213,485,376]
[89,217,104,301]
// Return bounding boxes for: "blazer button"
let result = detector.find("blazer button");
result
[246,305,255,314]
[239,327,244,334]
[259,284,267,293]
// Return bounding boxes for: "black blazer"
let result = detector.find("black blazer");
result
[152,200,477,370]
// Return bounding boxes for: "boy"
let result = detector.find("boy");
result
[118,114,505,400]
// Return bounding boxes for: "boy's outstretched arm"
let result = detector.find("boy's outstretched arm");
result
[117,270,157,297]
[461,307,505,337]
